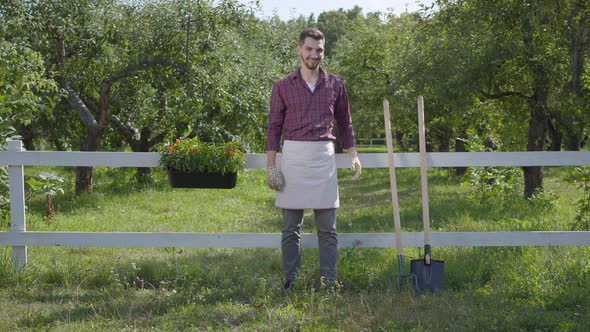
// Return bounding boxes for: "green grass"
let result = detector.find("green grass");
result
[0,166,588,331]
[356,146,387,153]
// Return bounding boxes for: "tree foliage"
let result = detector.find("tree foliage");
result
[1,0,294,191]
[0,0,588,198]
[330,0,588,196]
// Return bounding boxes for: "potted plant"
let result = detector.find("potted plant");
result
[159,137,245,189]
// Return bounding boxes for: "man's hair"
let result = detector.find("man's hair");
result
[299,28,324,45]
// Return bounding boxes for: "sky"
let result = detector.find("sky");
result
[236,0,437,21]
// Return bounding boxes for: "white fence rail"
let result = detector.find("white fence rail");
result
[1,140,589,269]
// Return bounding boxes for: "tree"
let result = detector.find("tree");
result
[331,13,403,142]
[1,0,298,191]
[316,6,363,57]
[0,1,61,150]
[421,0,589,197]
[107,0,292,159]
[330,0,588,198]
[0,35,59,223]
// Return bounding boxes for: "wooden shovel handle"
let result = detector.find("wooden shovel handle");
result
[383,98,404,253]
[417,96,432,247]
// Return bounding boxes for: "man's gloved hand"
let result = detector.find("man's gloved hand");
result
[266,166,285,191]
[350,150,362,180]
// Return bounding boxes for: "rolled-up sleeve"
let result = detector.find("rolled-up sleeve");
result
[334,82,356,149]
[266,82,285,151]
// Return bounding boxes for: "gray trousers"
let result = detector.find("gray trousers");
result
[282,208,337,282]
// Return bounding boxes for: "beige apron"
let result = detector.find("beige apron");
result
[276,140,339,209]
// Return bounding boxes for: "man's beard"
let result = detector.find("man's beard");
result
[300,55,321,70]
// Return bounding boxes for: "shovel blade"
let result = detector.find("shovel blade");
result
[410,258,444,292]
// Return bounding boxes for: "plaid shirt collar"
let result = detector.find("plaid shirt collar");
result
[289,67,327,87]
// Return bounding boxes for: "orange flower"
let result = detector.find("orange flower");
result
[226,150,235,157]
[175,139,181,146]
[168,144,175,153]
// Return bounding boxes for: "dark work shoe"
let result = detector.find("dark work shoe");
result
[282,280,296,291]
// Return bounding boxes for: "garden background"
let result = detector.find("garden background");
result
[1,0,589,330]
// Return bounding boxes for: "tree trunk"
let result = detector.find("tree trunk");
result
[523,165,543,198]
[521,15,552,199]
[547,119,562,151]
[134,127,162,183]
[523,90,548,198]
[454,136,467,176]
[562,1,588,150]
[581,136,589,149]
[395,131,404,151]
[435,130,452,171]
[75,167,94,195]
[57,32,102,195]
[566,0,589,100]
[437,133,450,152]
[17,124,34,151]
[110,115,167,183]
[565,133,581,151]
[75,125,101,195]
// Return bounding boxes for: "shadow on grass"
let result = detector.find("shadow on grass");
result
[24,168,272,222]
[5,245,589,330]
[23,166,556,234]
[12,248,280,328]
[23,167,172,217]
[339,168,553,232]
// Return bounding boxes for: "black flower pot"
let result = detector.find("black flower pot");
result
[167,169,237,189]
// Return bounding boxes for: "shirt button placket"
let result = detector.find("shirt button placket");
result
[310,87,318,137]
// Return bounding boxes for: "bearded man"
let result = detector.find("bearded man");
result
[265,27,362,290]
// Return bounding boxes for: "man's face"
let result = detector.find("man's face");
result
[297,37,325,71]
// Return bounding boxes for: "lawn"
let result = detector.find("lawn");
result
[0,165,588,331]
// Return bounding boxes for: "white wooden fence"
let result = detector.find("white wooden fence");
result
[1,140,589,269]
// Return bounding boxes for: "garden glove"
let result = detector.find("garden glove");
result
[266,166,285,191]
[350,150,362,180]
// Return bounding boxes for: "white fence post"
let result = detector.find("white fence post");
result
[7,140,27,270]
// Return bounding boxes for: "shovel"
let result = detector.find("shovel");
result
[410,96,445,292]
[383,98,417,291]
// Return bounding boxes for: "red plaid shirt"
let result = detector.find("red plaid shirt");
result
[266,67,356,151]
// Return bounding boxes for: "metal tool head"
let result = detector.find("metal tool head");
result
[388,254,419,293]
[410,257,445,292]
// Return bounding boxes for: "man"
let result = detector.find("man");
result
[265,28,362,291]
